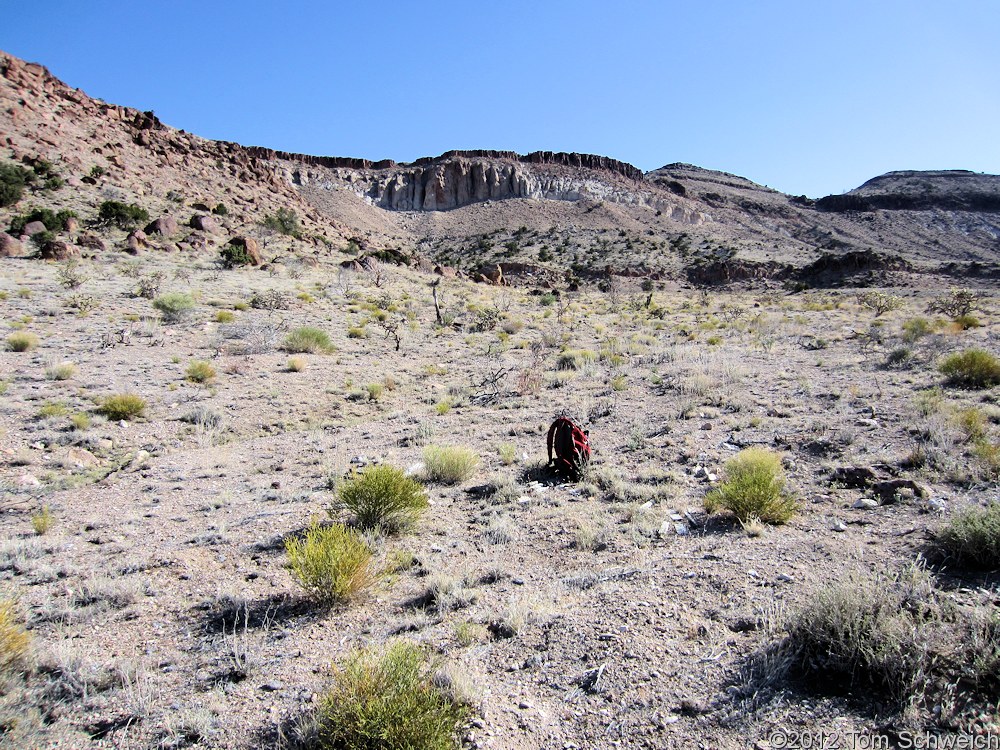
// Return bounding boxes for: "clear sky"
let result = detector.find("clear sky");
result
[2,1,997,197]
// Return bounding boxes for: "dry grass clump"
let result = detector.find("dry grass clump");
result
[307,642,470,750]
[935,502,1000,569]
[705,447,796,524]
[185,360,216,384]
[98,393,147,421]
[760,565,1000,721]
[423,446,480,485]
[335,465,428,534]
[283,326,333,353]
[286,356,307,372]
[938,349,1000,388]
[5,332,38,352]
[556,349,597,370]
[31,506,54,535]
[44,361,76,380]
[0,598,30,674]
[285,522,378,606]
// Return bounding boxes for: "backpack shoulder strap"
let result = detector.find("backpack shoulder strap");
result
[547,420,559,464]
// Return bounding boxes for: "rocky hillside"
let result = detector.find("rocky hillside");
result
[2,49,999,285]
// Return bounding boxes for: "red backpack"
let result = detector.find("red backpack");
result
[547,417,591,480]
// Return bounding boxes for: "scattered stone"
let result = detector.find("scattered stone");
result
[16,473,41,487]
[22,220,47,236]
[853,498,880,510]
[872,479,927,504]
[855,418,880,428]
[77,233,107,251]
[832,520,848,532]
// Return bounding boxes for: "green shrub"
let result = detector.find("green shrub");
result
[285,521,377,605]
[214,310,235,323]
[936,502,1000,569]
[347,326,368,339]
[336,465,428,534]
[98,393,146,421]
[938,349,1000,388]
[212,203,228,216]
[901,316,931,343]
[262,207,300,237]
[98,200,149,230]
[9,207,76,235]
[705,447,796,524]
[31,505,53,535]
[857,290,903,316]
[366,383,384,401]
[498,442,517,466]
[283,326,332,353]
[423,445,480,485]
[152,292,195,323]
[220,242,253,269]
[5,332,38,352]
[70,413,90,431]
[37,402,69,419]
[0,162,30,208]
[311,642,469,750]
[185,360,216,384]
[954,314,982,330]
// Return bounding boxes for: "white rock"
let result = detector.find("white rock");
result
[853,498,879,510]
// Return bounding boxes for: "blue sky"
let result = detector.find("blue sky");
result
[2,1,997,197]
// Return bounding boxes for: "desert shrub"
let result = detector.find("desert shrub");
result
[98,393,146,421]
[0,162,30,207]
[214,310,235,323]
[705,447,796,524]
[212,202,228,216]
[262,207,300,237]
[423,446,479,485]
[347,325,368,339]
[185,360,216,384]
[283,326,332,353]
[780,566,937,702]
[286,356,307,372]
[336,465,428,534]
[70,413,90,431]
[98,200,148,229]
[928,288,984,319]
[936,502,1000,569]
[37,402,69,419]
[0,598,30,674]
[310,641,469,750]
[31,506,54,535]
[220,242,253,268]
[366,383,384,401]
[938,349,1000,388]
[954,314,981,330]
[152,292,195,323]
[6,332,38,352]
[883,346,912,369]
[857,290,903,316]
[285,521,377,606]
[901,316,931,343]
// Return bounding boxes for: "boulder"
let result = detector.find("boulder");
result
[77,233,107,252]
[23,220,47,236]
[0,233,23,257]
[434,264,458,278]
[189,214,218,233]
[40,240,80,261]
[145,216,178,236]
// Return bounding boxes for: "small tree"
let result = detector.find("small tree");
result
[928,288,984,319]
[262,207,300,237]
